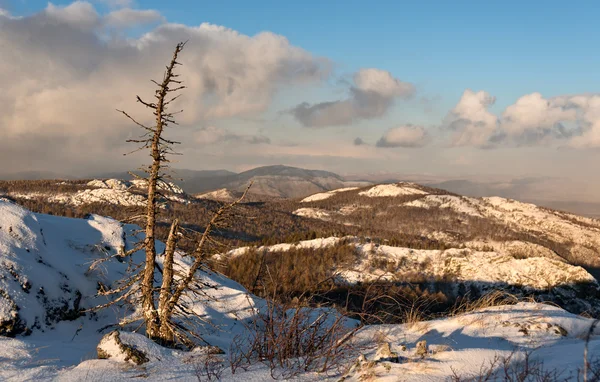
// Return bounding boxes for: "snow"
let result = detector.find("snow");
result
[2,201,600,381]
[293,207,333,220]
[0,199,264,380]
[348,243,596,290]
[86,179,130,191]
[196,188,237,201]
[300,187,358,202]
[358,183,428,197]
[49,188,147,207]
[348,302,600,381]
[224,236,350,259]
[87,179,185,195]
[220,236,595,295]
[402,194,600,261]
[8,179,190,207]
[404,194,484,218]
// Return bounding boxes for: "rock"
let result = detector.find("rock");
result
[0,288,26,337]
[415,340,428,358]
[97,331,150,365]
[374,342,399,363]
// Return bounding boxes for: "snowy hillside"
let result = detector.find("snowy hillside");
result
[195,188,238,202]
[2,200,600,380]
[296,183,600,273]
[0,199,264,378]
[3,178,191,207]
[221,236,600,314]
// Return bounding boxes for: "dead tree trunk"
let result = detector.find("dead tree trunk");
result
[158,218,178,343]
[157,184,252,341]
[118,42,186,340]
[105,42,251,348]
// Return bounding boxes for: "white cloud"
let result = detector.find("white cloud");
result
[354,68,414,98]
[501,92,577,144]
[289,68,415,127]
[103,8,164,28]
[45,1,100,29]
[561,94,600,148]
[0,2,324,171]
[444,89,499,147]
[195,126,270,145]
[443,90,600,148]
[376,125,429,148]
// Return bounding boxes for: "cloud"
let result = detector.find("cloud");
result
[501,92,578,145]
[195,126,271,145]
[376,124,429,148]
[0,2,324,171]
[103,8,164,28]
[45,1,100,29]
[556,94,600,148]
[443,90,599,148]
[0,8,17,19]
[444,89,499,148]
[289,68,414,127]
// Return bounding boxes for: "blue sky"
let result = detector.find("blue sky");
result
[2,0,600,200]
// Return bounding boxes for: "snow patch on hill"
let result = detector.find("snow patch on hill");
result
[293,207,333,220]
[358,183,428,197]
[87,179,184,194]
[195,188,237,201]
[301,187,359,202]
[224,236,350,259]
[49,188,147,207]
[346,243,596,290]
[404,194,484,218]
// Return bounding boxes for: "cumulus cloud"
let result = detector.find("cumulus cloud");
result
[289,68,415,127]
[444,89,499,147]
[195,126,271,145]
[443,90,600,148]
[376,125,429,148]
[501,92,578,144]
[103,8,164,28]
[0,2,324,171]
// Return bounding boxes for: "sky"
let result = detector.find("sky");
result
[1,0,600,200]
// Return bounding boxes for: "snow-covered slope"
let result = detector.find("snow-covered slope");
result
[347,302,600,381]
[358,183,428,197]
[298,183,600,271]
[195,188,238,202]
[0,198,259,337]
[2,200,600,380]
[300,187,359,202]
[220,236,600,314]
[4,178,191,207]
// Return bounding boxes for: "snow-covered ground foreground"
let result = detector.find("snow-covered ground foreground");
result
[2,199,600,381]
[348,302,600,381]
[2,302,600,380]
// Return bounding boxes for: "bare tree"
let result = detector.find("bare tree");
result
[93,42,251,347]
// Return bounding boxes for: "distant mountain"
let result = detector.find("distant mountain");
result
[93,165,360,197]
[0,171,74,180]
[216,165,370,199]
